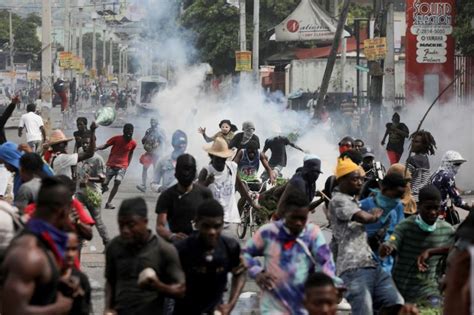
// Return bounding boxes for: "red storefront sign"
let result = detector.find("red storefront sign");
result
[405,0,456,105]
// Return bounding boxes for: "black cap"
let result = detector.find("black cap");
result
[303,158,322,173]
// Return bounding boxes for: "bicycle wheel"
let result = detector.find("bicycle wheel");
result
[249,207,258,237]
[237,210,249,239]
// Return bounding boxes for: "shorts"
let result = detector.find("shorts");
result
[139,152,158,167]
[106,167,127,182]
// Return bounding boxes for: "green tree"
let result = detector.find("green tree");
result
[453,0,474,55]
[0,11,41,54]
[181,0,240,75]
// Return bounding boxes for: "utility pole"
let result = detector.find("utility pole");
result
[252,0,259,79]
[71,14,77,56]
[92,12,97,72]
[41,0,52,104]
[239,0,246,50]
[368,0,386,145]
[384,0,396,109]
[103,29,106,76]
[78,8,83,59]
[64,0,70,52]
[109,35,113,76]
[314,0,351,117]
[9,10,15,92]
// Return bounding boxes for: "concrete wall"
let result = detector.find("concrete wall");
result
[288,57,406,97]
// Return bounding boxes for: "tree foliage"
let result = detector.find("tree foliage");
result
[453,0,474,55]
[181,0,240,75]
[0,11,41,54]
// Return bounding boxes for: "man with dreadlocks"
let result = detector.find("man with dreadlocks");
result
[407,130,436,202]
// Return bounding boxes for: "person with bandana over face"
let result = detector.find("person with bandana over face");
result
[431,151,473,222]
[155,154,213,243]
[151,130,188,193]
[229,121,260,150]
[379,185,454,306]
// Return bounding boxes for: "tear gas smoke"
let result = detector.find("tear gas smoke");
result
[389,98,474,189]
[145,67,339,189]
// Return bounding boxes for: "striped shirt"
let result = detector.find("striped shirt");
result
[243,220,336,315]
[387,216,454,303]
[407,154,431,202]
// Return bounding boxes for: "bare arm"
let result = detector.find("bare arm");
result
[2,246,73,315]
[259,153,273,178]
[232,150,243,164]
[352,209,382,224]
[18,127,23,138]
[381,128,389,145]
[156,214,173,241]
[236,174,257,208]
[0,98,19,130]
[96,143,111,151]
[225,271,246,311]
[104,281,115,313]
[289,142,305,152]
[40,126,46,143]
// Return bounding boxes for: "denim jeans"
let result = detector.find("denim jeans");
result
[340,266,404,315]
[28,140,41,152]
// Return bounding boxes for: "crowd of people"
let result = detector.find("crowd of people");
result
[0,95,472,315]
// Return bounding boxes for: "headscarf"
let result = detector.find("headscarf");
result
[387,163,417,215]
[437,150,466,176]
[241,121,255,145]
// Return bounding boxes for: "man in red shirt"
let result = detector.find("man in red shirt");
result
[97,123,136,209]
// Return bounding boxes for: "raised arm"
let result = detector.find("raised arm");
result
[0,97,19,132]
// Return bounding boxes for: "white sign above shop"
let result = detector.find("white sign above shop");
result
[274,0,349,42]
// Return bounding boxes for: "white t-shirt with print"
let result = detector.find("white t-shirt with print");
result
[18,112,44,142]
[51,153,78,179]
[207,161,241,223]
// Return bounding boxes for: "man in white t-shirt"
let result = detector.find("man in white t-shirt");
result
[49,123,97,179]
[18,104,46,152]
[198,137,258,236]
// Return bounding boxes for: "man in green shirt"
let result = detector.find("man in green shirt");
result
[379,185,454,306]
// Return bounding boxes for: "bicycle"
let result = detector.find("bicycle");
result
[237,179,268,239]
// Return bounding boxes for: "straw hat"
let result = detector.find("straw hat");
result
[203,137,234,158]
[48,129,73,145]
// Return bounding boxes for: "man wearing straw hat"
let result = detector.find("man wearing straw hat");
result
[48,123,97,179]
[198,137,258,236]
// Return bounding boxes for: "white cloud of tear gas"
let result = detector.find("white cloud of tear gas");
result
[144,66,339,189]
[382,97,474,190]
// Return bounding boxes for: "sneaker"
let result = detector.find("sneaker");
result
[102,185,109,194]
[105,203,115,210]
[136,184,146,193]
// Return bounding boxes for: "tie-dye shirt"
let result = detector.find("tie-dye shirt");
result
[243,220,336,315]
